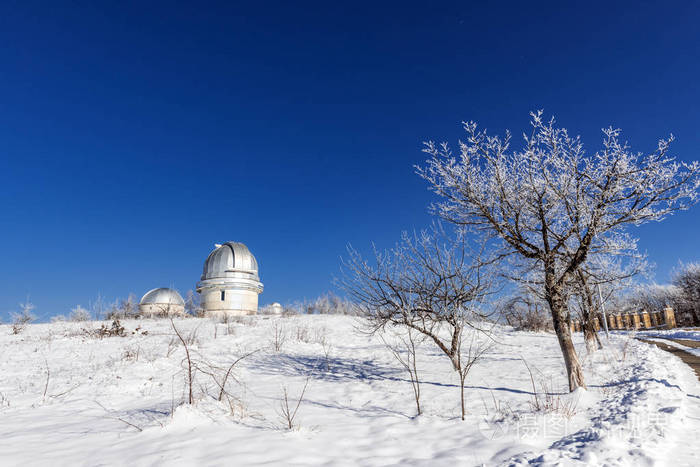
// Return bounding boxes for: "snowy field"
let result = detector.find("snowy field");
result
[1,315,699,466]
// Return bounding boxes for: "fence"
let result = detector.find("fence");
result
[570,306,677,333]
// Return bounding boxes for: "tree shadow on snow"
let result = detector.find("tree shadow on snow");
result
[304,399,413,419]
[250,353,400,382]
[250,353,537,396]
[589,377,682,392]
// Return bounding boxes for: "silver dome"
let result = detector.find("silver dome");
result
[139,288,185,306]
[201,242,259,281]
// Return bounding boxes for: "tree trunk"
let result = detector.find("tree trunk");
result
[582,323,597,353]
[593,322,603,348]
[545,280,586,392]
[581,297,603,353]
[459,371,466,421]
[578,270,602,353]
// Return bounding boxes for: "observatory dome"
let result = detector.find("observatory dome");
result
[139,288,185,317]
[196,241,264,317]
[201,242,259,281]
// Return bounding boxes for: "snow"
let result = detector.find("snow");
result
[629,328,700,341]
[619,329,700,356]
[637,337,700,358]
[0,315,698,466]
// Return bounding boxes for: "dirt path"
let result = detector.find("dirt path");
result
[637,338,700,380]
[666,338,700,349]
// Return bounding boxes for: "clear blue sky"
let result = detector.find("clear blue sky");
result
[1,1,698,320]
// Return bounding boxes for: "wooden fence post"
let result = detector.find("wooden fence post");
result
[608,314,617,330]
[616,314,624,329]
[655,312,663,327]
[663,306,676,329]
[632,313,641,330]
[641,311,651,329]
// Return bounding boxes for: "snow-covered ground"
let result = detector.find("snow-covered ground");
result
[0,315,698,466]
[623,329,700,357]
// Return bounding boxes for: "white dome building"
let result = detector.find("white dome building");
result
[139,288,186,317]
[260,302,284,315]
[196,242,263,317]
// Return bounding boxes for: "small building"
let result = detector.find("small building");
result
[196,241,264,317]
[139,288,186,317]
[260,302,284,315]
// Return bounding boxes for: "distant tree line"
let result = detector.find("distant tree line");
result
[627,263,700,327]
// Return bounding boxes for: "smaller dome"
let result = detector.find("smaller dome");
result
[140,288,185,306]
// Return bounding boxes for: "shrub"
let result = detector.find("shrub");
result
[11,299,36,334]
[85,319,126,338]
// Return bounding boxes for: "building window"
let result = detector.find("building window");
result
[221,290,225,301]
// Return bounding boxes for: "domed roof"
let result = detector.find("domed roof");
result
[139,288,185,306]
[201,242,259,281]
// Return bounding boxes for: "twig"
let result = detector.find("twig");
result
[170,318,194,404]
[43,358,50,399]
[94,401,143,432]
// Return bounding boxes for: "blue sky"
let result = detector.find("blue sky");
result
[1,1,699,320]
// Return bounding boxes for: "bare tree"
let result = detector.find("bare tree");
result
[419,111,700,390]
[341,224,494,419]
[380,328,424,416]
[456,331,490,420]
[569,251,648,352]
[498,291,551,332]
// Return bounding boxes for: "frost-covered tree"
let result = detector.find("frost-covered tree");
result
[568,249,648,352]
[90,293,105,320]
[419,111,700,390]
[106,293,139,319]
[301,292,360,315]
[69,305,91,322]
[672,263,700,325]
[628,283,681,312]
[340,224,493,419]
[184,290,203,317]
[11,298,36,334]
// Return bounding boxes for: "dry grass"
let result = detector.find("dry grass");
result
[270,322,287,352]
[277,378,309,430]
[522,358,578,419]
